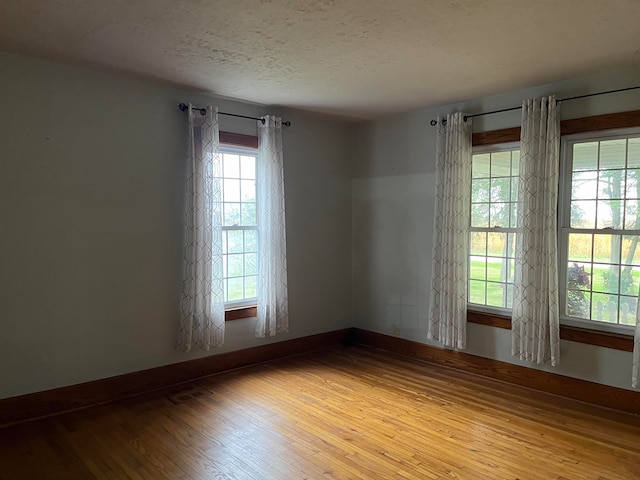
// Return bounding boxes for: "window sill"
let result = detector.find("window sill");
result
[467,310,634,352]
[225,305,257,321]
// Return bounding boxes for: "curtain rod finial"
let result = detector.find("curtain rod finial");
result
[430,119,438,126]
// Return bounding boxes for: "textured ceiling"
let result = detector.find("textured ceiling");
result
[1,0,639,119]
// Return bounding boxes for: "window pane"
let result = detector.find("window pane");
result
[490,177,510,202]
[573,142,598,171]
[570,200,596,228]
[597,199,623,229]
[240,155,256,179]
[472,154,490,178]
[471,204,489,228]
[487,232,506,257]
[622,236,640,265]
[489,203,509,228]
[245,230,258,253]
[227,230,243,254]
[567,262,592,291]
[625,169,640,199]
[568,234,592,262]
[245,253,257,275]
[510,177,518,202]
[228,254,244,277]
[598,170,625,200]
[567,290,591,318]
[241,179,256,202]
[227,277,244,301]
[511,151,520,176]
[486,283,505,307]
[599,139,626,170]
[470,232,487,256]
[628,139,640,168]
[619,296,638,325]
[621,266,640,297]
[223,154,240,178]
[593,264,620,294]
[486,259,503,282]
[507,233,516,257]
[509,203,518,228]
[223,179,241,202]
[593,235,620,264]
[591,293,618,324]
[241,202,256,225]
[469,256,487,280]
[472,179,490,203]
[491,151,511,177]
[571,171,597,199]
[469,280,486,304]
[624,200,640,229]
[224,203,241,226]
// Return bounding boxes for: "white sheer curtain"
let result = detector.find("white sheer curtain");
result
[634,311,640,388]
[256,116,289,337]
[512,96,560,366]
[428,112,472,349]
[177,105,225,351]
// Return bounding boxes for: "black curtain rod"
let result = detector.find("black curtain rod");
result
[178,103,291,127]
[429,85,640,126]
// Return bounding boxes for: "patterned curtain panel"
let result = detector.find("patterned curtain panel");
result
[511,96,560,366]
[428,112,472,349]
[177,105,225,351]
[256,116,289,337]
[634,310,640,388]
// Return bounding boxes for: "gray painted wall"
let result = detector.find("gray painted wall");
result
[352,66,640,391]
[1,50,638,400]
[0,52,352,399]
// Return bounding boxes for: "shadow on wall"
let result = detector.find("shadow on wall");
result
[352,176,433,336]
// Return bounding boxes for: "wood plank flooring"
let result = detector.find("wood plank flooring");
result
[1,346,639,479]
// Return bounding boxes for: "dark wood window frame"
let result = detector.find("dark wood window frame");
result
[469,109,640,351]
[221,131,259,321]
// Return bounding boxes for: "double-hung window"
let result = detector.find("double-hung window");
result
[559,129,640,331]
[467,128,640,333]
[469,145,520,311]
[220,147,258,308]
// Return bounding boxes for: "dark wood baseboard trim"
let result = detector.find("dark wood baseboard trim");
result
[352,328,640,415]
[0,329,352,428]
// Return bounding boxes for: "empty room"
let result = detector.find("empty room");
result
[1,1,640,479]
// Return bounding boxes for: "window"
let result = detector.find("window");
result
[560,130,640,329]
[469,145,520,310]
[467,128,640,332]
[220,148,258,307]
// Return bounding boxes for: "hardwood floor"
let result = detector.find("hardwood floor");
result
[1,346,639,480]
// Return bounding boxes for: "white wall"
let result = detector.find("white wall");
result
[352,67,640,391]
[0,52,352,399]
